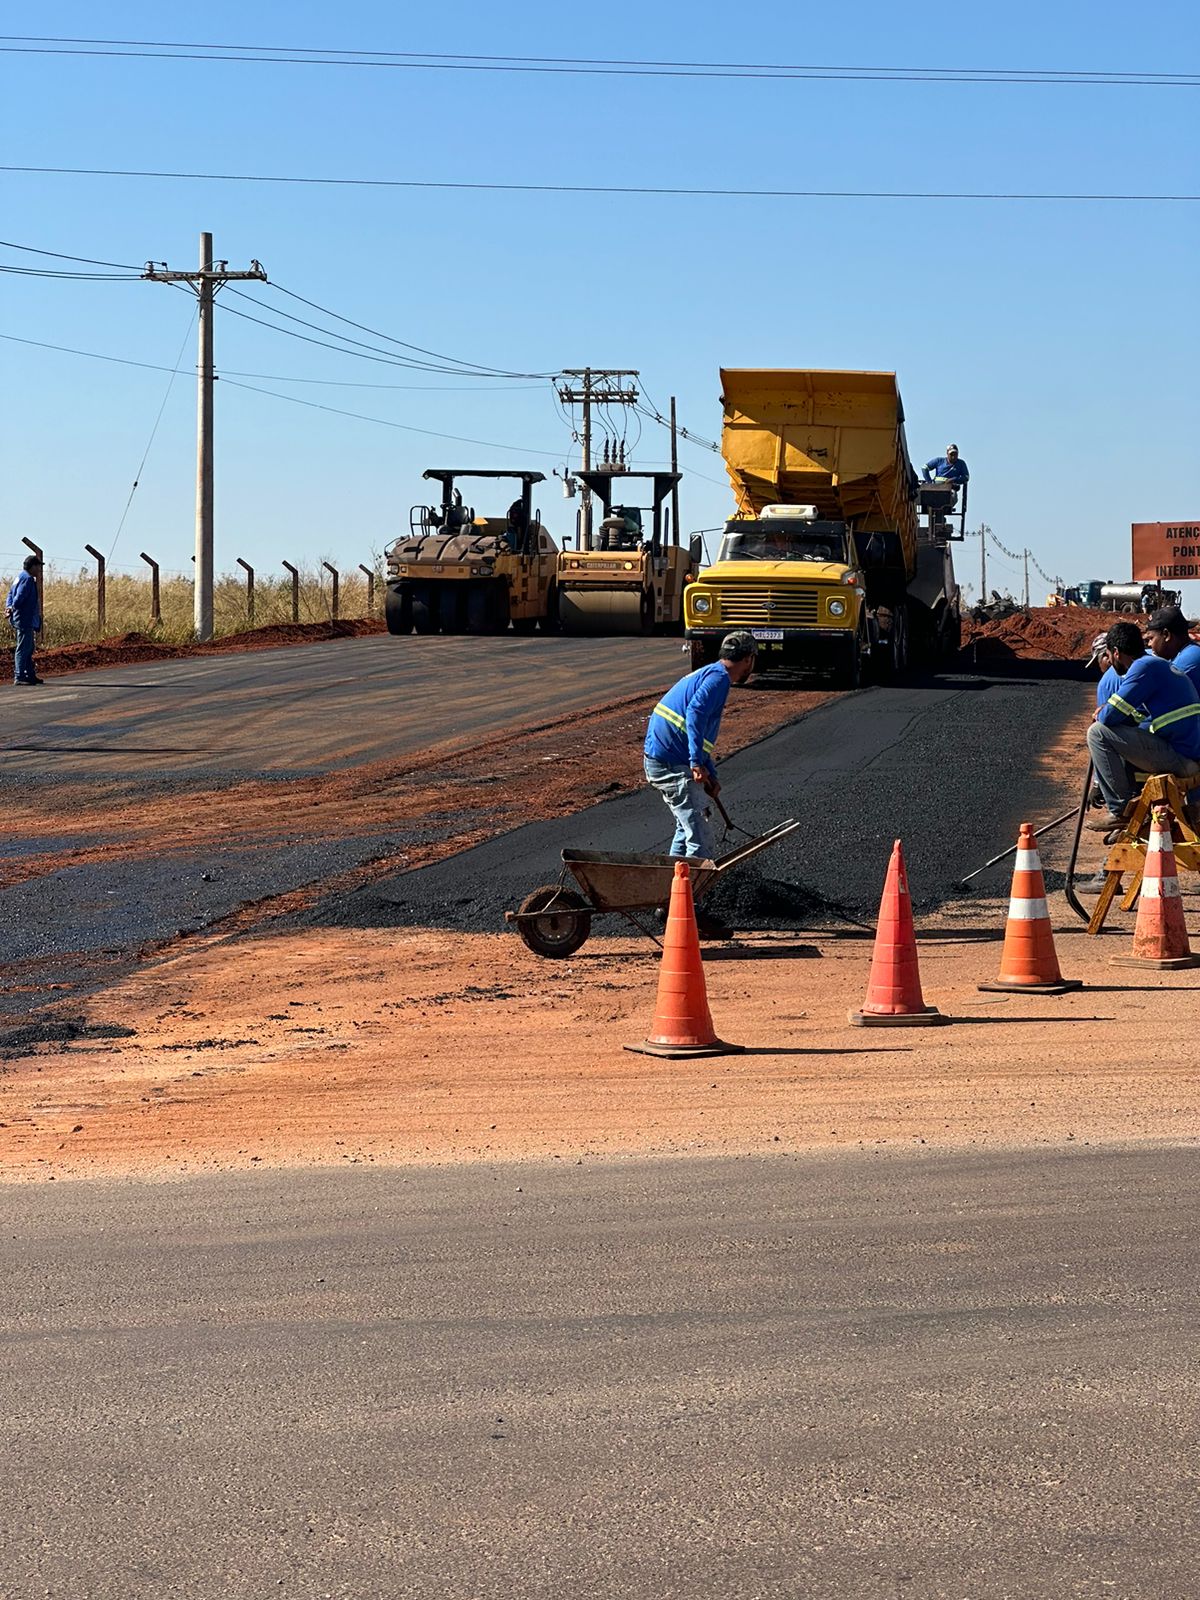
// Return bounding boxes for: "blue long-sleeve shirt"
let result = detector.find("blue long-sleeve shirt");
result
[923,455,969,483]
[644,661,730,780]
[1096,664,1118,709]
[1171,641,1200,700]
[6,570,41,630]
[1099,653,1200,759]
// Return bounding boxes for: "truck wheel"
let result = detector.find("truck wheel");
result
[515,886,592,957]
[411,587,439,635]
[689,639,717,672]
[384,587,412,636]
[833,635,863,690]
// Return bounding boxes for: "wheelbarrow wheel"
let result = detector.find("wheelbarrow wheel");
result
[516,885,592,958]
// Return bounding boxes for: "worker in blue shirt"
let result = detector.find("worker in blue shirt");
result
[1085,630,1121,711]
[5,554,43,685]
[922,444,969,484]
[1085,620,1200,830]
[644,630,757,861]
[1144,605,1200,699]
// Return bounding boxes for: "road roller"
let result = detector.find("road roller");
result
[384,469,559,636]
[556,468,701,635]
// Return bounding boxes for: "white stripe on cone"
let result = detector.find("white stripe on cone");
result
[1140,877,1182,900]
[1015,849,1042,870]
[1007,896,1049,920]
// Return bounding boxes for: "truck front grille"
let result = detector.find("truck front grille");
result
[717,588,822,626]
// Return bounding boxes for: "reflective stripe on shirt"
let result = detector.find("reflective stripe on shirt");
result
[1149,702,1200,734]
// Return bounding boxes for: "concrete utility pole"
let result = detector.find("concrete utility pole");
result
[143,234,266,641]
[978,523,989,601]
[556,369,640,550]
[1023,548,1030,609]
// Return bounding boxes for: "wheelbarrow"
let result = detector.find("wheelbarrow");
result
[505,817,802,957]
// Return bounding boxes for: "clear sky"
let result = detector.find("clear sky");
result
[2,1,1197,607]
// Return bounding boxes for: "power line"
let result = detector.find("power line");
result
[0,235,142,269]
[220,375,564,458]
[264,281,558,378]
[0,329,539,389]
[4,165,1194,203]
[1,36,1195,86]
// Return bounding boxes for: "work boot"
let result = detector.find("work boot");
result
[1084,813,1124,833]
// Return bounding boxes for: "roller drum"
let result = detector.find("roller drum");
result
[558,588,650,636]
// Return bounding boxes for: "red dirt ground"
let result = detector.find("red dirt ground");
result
[961,606,1132,662]
[0,617,386,678]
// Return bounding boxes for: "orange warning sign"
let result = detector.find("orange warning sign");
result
[1132,522,1200,583]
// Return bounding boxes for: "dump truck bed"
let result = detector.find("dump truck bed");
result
[720,368,918,578]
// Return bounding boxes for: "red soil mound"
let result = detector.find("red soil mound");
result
[960,607,1118,663]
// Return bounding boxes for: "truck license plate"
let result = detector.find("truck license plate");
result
[751,629,784,642]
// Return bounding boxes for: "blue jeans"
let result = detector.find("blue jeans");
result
[644,756,716,859]
[13,625,35,682]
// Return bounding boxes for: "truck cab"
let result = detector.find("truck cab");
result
[685,505,868,684]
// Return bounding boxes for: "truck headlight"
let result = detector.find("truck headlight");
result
[693,595,712,615]
[828,597,846,617]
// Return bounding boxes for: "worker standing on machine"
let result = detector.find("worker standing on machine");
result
[1144,605,1200,698]
[922,444,969,484]
[643,631,757,860]
[1085,620,1200,833]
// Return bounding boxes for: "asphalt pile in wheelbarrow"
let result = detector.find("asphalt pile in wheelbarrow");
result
[960,607,1117,663]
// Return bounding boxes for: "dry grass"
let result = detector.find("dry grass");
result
[2,563,382,646]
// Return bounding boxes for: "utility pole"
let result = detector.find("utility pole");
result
[143,233,266,640]
[1022,548,1031,609]
[669,395,681,547]
[556,369,639,550]
[979,523,988,602]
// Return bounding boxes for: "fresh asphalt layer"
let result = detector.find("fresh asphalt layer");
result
[0,631,682,787]
[313,670,1087,934]
[2,1147,1196,1600]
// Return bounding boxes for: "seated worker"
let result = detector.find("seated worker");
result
[1144,605,1200,698]
[504,498,528,553]
[922,444,969,484]
[1085,620,1200,833]
[1085,630,1120,712]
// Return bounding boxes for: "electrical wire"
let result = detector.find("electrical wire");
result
[219,376,565,458]
[3,165,1194,203]
[0,329,541,389]
[0,236,143,269]
[108,308,197,559]
[1,36,1196,85]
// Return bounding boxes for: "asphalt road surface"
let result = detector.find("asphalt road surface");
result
[3,1148,1196,1599]
[0,632,683,785]
[316,671,1086,932]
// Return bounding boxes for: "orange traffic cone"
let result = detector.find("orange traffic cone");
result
[850,840,948,1027]
[1113,805,1199,969]
[979,822,1082,994]
[625,862,744,1058]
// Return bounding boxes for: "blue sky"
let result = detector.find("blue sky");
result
[2,0,1197,606]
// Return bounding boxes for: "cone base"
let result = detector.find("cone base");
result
[978,978,1083,994]
[848,1006,949,1028]
[1112,953,1200,970]
[624,1038,745,1058]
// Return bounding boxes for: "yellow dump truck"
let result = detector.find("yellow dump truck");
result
[557,469,701,635]
[684,369,961,685]
[384,469,558,635]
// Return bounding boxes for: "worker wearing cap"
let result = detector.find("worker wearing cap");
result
[922,445,969,485]
[1085,619,1200,830]
[1144,605,1200,699]
[1085,631,1120,713]
[643,630,757,859]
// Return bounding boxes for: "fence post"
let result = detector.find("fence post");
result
[237,558,255,626]
[322,561,339,622]
[20,538,44,617]
[84,544,106,635]
[358,563,375,615]
[139,552,161,626]
[282,561,300,624]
